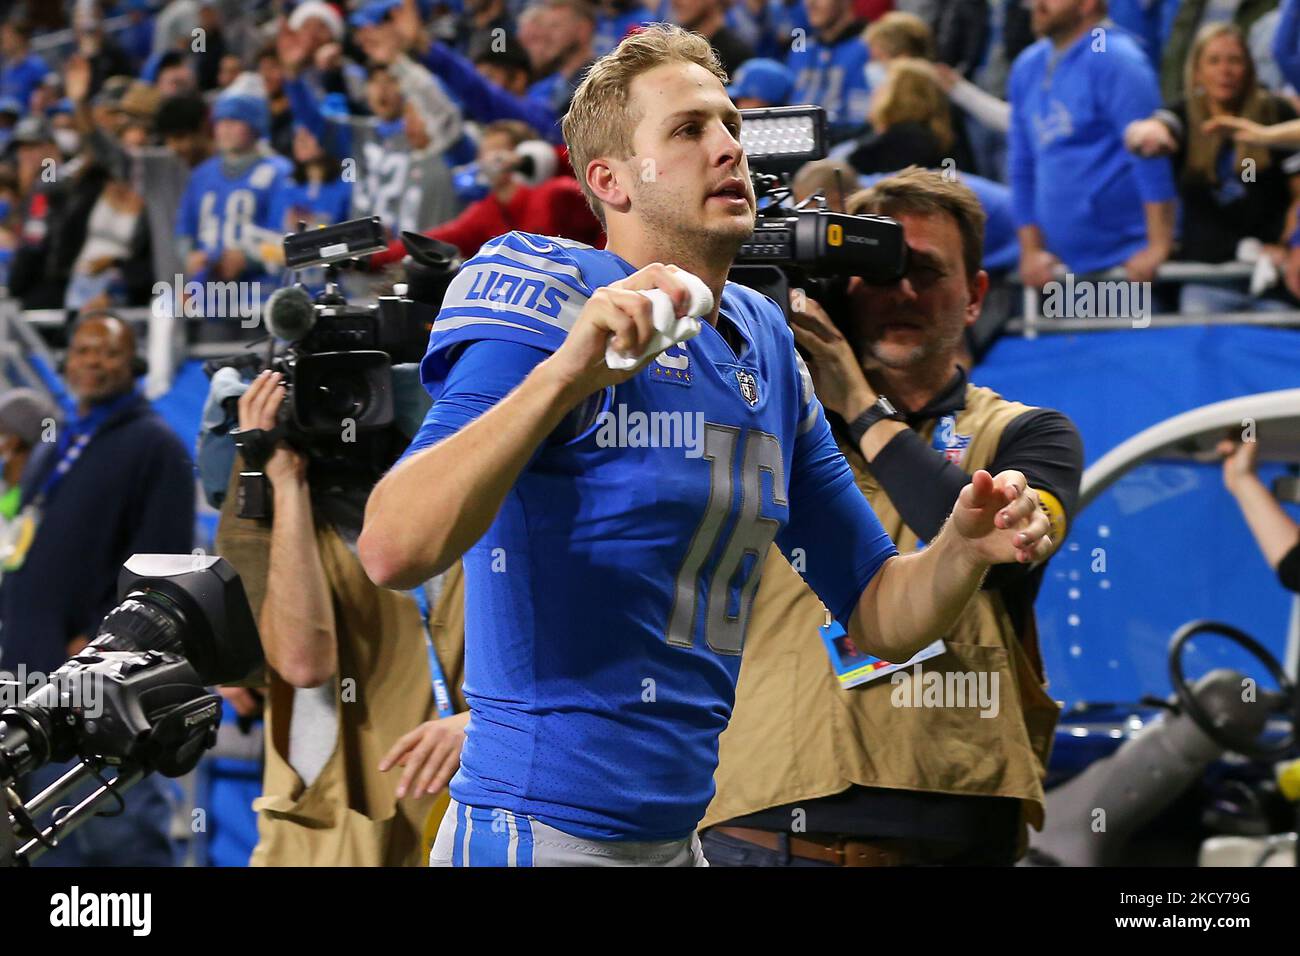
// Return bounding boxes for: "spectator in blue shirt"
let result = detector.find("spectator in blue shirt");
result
[786,0,872,142]
[1009,0,1176,289]
[0,19,50,114]
[1273,0,1300,91]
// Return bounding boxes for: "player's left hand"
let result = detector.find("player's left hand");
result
[951,469,1052,566]
[379,711,471,799]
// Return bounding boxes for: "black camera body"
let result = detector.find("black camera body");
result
[737,208,908,285]
[229,218,461,519]
[729,105,909,320]
[0,554,262,865]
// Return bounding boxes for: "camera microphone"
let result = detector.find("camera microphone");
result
[265,285,316,343]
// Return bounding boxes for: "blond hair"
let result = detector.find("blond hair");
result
[1183,22,1276,185]
[870,57,953,151]
[562,23,728,224]
[863,12,935,60]
[847,166,986,281]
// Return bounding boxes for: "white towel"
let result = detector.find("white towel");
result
[604,270,715,371]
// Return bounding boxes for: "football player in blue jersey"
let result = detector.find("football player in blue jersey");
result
[359,23,1054,867]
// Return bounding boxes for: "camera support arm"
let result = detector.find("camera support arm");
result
[2,759,146,867]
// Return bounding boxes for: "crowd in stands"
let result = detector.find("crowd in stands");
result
[4,0,1300,320]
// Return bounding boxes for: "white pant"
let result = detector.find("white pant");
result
[430,798,708,867]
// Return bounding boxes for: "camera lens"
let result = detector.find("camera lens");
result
[316,368,370,421]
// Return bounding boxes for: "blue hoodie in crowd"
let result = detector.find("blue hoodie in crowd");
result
[1008,22,1175,275]
[786,18,871,142]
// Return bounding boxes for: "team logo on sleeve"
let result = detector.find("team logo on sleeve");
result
[735,369,759,406]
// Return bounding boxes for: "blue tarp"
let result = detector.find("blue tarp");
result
[975,325,1300,708]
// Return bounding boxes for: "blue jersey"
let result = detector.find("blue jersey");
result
[176,153,292,281]
[786,26,871,138]
[402,232,896,840]
[268,177,353,294]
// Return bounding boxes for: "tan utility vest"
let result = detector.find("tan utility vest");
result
[214,461,467,866]
[705,383,1062,832]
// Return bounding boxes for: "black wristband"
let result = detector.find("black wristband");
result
[847,396,905,447]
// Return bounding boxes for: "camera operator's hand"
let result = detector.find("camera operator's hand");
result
[238,370,305,487]
[218,686,263,720]
[379,711,470,798]
[787,290,875,421]
[541,262,698,400]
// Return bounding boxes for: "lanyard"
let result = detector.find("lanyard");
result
[409,585,456,720]
[34,392,134,507]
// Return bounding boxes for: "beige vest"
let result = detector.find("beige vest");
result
[214,461,466,866]
[705,384,1062,832]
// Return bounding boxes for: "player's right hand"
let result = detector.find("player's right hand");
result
[380,711,471,798]
[543,262,698,398]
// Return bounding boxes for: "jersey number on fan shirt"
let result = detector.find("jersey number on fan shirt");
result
[198,189,257,253]
[666,424,787,656]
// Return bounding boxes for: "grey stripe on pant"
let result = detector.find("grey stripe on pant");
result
[430,798,709,867]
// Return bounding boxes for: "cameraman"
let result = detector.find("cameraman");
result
[703,168,1084,866]
[214,369,468,866]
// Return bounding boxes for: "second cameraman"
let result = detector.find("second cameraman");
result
[217,369,467,866]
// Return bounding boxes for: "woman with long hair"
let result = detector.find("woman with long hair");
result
[1124,22,1300,312]
[846,58,968,175]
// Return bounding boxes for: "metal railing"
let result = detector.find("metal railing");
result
[4,256,1300,401]
[0,299,259,401]
[1015,261,1300,337]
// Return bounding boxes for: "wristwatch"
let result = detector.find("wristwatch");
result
[847,396,905,447]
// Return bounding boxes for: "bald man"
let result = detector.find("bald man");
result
[0,314,195,867]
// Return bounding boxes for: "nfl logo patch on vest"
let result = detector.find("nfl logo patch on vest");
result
[735,369,759,406]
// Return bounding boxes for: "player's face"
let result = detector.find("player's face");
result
[845,210,979,370]
[65,318,136,406]
[214,117,254,154]
[620,61,755,255]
